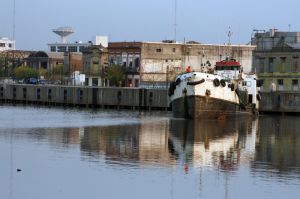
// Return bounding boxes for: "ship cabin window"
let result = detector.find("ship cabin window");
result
[216,66,240,70]
[242,81,251,87]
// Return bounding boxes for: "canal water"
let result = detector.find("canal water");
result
[0,105,299,199]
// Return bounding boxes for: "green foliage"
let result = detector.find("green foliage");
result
[39,68,49,78]
[13,66,38,79]
[106,65,125,86]
[52,64,64,75]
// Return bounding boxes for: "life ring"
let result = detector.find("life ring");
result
[220,79,226,87]
[256,93,261,101]
[213,78,220,87]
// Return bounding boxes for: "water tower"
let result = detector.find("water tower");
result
[52,27,74,43]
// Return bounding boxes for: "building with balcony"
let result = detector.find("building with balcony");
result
[252,29,300,112]
[108,41,255,88]
[82,45,109,86]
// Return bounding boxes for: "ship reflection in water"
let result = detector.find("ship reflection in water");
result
[0,106,300,199]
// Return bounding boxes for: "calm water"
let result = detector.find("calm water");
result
[0,105,299,199]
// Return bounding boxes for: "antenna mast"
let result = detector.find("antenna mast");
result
[174,0,177,42]
[228,26,232,45]
[12,0,16,69]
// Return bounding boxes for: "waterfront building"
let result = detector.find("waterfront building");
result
[252,29,300,92]
[82,45,109,86]
[108,41,255,88]
[108,42,141,87]
[0,37,15,51]
[27,51,64,71]
[48,35,108,53]
[252,29,300,112]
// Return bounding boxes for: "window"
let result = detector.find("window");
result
[68,46,78,52]
[0,43,5,47]
[293,57,298,72]
[134,58,140,67]
[57,46,67,52]
[79,46,85,52]
[278,79,283,85]
[277,79,284,91]
[135,79,139,87]
[259,58,265,73]
[156,48,162,53]
[279,57,286,73]
[268,58,275,73]
[9,43,12,48]
[173,48,176,53]
[292,79,298,91]
[128,79,132,87]
[50,46,56,52]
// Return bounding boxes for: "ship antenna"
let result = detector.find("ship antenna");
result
[227,26,233,59]
[228,26,232,46]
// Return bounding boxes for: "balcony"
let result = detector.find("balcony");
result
[122,66,140,74]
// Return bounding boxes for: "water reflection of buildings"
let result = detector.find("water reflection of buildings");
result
[168,118,258,171]
[77,118,259,170]
[80,121,175,165]
[252,116,300,176]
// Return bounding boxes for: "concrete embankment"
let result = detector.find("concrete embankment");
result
[2,84,299,114]
[0,84,170,110]
[260,92,300,114]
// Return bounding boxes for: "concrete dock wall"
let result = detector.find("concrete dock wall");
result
[260,92,300,113]
[3,84,300,114]
[0,84,169,110]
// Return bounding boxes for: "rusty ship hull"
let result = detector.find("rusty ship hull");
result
[171,95,252,119]
[169,71,259,119]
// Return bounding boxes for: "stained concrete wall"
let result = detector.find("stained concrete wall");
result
[140,42,255,86]
[260,92,300,113]
[0,84,169,109]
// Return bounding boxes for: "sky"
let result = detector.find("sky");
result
[1,0,299,50]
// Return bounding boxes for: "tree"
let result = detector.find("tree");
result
[52,64,64,76]
[13,66,38,80]
[105,65,125,86]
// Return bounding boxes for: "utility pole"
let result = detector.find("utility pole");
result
[12,0,16,75]
[174,0,177,42]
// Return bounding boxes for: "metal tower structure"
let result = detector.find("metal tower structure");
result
[52,27,74,43]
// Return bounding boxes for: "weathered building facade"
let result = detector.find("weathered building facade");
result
[109,41,255,88]
[108,42,141,87]
[27,51,64,71]
[82,45,109,86]
[252,29,300,112]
